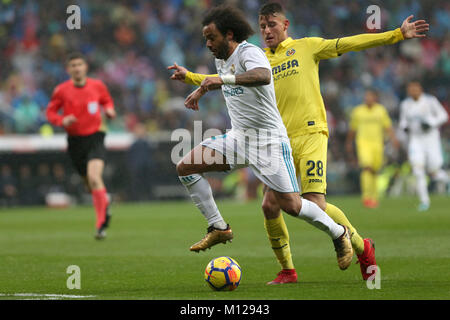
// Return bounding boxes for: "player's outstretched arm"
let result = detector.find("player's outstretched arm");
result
[315,16,429,60]
[167,62,218,86]
[201,68,271,92]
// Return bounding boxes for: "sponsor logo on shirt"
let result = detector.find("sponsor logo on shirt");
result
[223,86,244,97]
[272,59,299,81]
[87,101,99,114]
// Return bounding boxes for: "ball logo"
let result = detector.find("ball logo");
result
[286,48,296,56]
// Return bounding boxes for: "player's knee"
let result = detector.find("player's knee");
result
[412,165,425,177]
[176,161,188,176]
[262,200,280,219]
[279,201,301,217]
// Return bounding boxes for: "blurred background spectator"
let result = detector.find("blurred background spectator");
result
[0,164,18,206]
[127,122,155,201]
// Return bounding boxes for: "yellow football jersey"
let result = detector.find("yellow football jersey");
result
[349,103,392,146]
[185,28,404,139]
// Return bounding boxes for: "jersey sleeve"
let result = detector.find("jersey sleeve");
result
[349,108,359,131]
[398,101,409,131]
[239,45,271,71]
[185,72,218,86]
[46,86,64,126]
[381,106,393,129]
[307,37,340,60]
[428,96,449,127]
[310,28,404,61]
[98,81,114,109]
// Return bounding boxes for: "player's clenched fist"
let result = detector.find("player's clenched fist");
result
[201,76,224,92]
[62,114,77,127]
[184,87,206,111]
[105,108,116,119]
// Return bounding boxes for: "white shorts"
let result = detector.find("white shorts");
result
[408,131,444,172]
[201,129,299,193]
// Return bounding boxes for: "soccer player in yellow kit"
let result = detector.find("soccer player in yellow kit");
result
[169,3,428,282]
[346,90,399,208]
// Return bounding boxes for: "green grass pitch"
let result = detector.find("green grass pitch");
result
[1,196,449,300]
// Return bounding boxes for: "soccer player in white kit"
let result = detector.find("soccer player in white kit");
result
[173,5,353,270]
[399,81,449,211]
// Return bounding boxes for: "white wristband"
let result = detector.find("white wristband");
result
[221,75,236,85]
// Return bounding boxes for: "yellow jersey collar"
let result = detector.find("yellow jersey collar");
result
[265,37,294,54]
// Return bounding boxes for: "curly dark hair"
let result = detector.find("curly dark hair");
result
[259,2,285,17]
[202,5,254,42]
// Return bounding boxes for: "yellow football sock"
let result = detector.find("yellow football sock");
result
[361,170,374,200]
[325,203,365,255]
[371,173,378,201]
[264,214,294,270]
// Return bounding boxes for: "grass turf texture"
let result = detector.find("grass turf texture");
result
[1,196,449,300]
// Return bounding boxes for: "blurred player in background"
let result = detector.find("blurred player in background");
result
[399,81,449,211]
[171,2,428,282]
[346,90,399,208]
[46,52,116,239]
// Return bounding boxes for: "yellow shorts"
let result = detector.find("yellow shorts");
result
[290,131,328,195]
[356,140,384,171]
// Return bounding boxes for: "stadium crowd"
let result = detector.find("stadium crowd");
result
[0,0,449,203]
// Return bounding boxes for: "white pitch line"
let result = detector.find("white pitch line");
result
[0,293,96,299]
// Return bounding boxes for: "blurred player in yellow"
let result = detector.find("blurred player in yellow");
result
[168,3,428,282]
[346,90,400,208]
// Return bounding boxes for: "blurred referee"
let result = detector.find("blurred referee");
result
[46,52,116,240]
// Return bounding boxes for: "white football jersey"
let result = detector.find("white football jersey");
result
[214,41,287,137]
[399,93,448,136]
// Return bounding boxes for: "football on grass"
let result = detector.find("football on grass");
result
[204,256,242,291]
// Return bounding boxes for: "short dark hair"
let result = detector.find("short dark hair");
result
[408,80,422,86]
[259,2,285,17]
[65,52,87,65]
[202,5,254,43]
[365,88,378,96]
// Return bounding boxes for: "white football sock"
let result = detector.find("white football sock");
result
[433,169,449,184]
[179,174,227,229]
[413,167,430,205]
[297,198,345,240]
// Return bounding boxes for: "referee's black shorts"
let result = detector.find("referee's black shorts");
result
[67,131,107,177]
